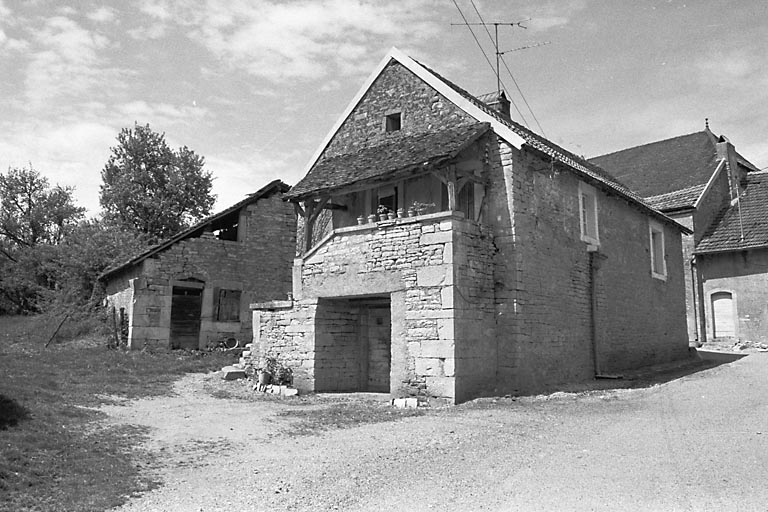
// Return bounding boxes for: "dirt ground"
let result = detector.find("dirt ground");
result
[105,350,768,512]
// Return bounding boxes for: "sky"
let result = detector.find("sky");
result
[1,0,766,215]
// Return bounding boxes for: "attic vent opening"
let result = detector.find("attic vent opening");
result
[385,112,401,132]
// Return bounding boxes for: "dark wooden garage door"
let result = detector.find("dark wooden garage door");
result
[170,287,202,349]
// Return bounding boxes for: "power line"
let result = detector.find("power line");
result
[450,0,530,127]
[468,0,547,137]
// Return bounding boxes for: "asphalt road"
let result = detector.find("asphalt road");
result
[111,351,768,512]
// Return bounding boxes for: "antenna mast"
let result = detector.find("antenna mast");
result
[451,20,529,94]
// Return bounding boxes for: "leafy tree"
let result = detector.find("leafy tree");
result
[48,219,149,309]
[0,165,85,253]
[99,123,215,241]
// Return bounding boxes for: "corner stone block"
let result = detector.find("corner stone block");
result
[441,286,454,309]
[416,265,453,287]
[425,376,455,400]
[437,318,455,341]
[420,231,452,246]
[419,339,454,358]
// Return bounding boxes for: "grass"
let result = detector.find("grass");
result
[0,315,238,512]
[277,402,425,437]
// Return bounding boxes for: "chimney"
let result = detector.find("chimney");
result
[478,91,511,119]
[716,137,745,200]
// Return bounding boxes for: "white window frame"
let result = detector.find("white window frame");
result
[578,182,600,246]
[649,220,667,280]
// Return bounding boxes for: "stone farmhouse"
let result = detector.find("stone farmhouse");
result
[101,180,295,350]
[247,48,691,404]
[591,126,765,343]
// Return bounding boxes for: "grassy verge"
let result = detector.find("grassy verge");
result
[0,315,238,511]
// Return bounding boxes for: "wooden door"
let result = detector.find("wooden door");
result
[712,292,735,338]
[170,287,202,349]
[365,306,391,392]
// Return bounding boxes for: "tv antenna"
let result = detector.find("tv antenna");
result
[451,19,549,95]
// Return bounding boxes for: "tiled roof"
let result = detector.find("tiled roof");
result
[646,184,705,212]
[286,49,689,233]
[418,61,648,205]
[695,171,768,254]
[589,131,720,197]
[285,123,491,199]
[589,131,761,198]
[100,180,290,281]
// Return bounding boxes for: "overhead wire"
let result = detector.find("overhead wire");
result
[468,0,547,137]
[450,0,530,127]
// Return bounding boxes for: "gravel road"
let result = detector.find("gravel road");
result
[106,351,768,511]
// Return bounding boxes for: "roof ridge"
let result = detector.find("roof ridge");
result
[591,130,711,159]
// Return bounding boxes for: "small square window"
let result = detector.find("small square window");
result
[649,221,667,280]
[578,182,599,245]
[385,112,401,132]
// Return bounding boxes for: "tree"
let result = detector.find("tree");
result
[0,165,85,254]
[99,123,215,241]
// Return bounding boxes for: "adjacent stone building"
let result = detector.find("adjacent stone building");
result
[101,180,295,350]
[247,48,691,404]
[591,126,764,343]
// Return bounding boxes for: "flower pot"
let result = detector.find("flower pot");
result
[367,214,376,224]
[379,214,388,222]
[397,208,405,219]
[407,208,416,217]
[387,212,396,220]
[357,216,365,225]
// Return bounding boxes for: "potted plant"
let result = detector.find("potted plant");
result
[412,201,435,216]
[407,207,416,217]
[357,215,366,225]
[367,213,376,224]
[377,204,389,222]
[397,207,405,219]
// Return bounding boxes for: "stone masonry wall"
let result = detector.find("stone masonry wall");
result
[251,213,488,402]
[486,137,689,394]
[320,61,475,160]
[107,191,295,350]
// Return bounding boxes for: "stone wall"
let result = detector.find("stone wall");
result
[106,191,295,350]
[321,61,475,160]
[486,138,689,394]
[698,248,768,343]
[251,213,485,402]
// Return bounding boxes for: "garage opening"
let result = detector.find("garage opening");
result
[170,281,204,349]
[314,296,391,392]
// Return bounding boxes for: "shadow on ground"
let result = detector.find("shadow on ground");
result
[581,349,748,393]
[0,394,30,430]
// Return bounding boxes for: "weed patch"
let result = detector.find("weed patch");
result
[279,403,425,437]
[0,315,238,511]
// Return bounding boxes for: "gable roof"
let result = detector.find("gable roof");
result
[99,179,290,282]
[589,130,760,198]
[695,171,768,254]
[288,47,687,233]
[646,184,706,212]
[287,122,490,199]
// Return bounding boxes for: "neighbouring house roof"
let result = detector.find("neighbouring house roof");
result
[646,184,706,212]
[287,47,688,233]
[286,122,491,199]
[589,130,760,198]
[99,179,290,282]
[695,171,768,254]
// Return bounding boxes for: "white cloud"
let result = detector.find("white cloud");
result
[176,0,441,82]
[87,6,118,24]
[23,16,120,107]
[114,100,209,126]
[0,120,117,214]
